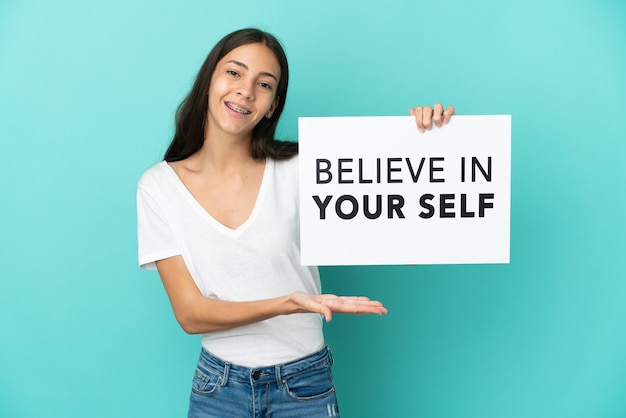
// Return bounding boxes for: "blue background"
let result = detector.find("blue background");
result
[1,1,625,417]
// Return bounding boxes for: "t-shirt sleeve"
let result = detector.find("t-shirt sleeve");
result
[136,180,181,270]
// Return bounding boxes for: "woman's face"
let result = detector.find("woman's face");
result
[206,42,281,141]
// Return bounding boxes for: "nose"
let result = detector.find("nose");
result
[236,78,255,100]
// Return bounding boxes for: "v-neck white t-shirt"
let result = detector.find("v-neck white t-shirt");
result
[137,156,324,367]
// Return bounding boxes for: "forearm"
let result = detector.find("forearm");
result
[155,256,385,334]
[178,293,300,334]
[156,256,310,334]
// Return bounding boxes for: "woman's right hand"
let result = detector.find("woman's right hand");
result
[289,291,388,322]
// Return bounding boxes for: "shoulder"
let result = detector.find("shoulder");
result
[272,155,300,185]
[273,154,300,174]
[137,161,171,190]
[270,155,300,197]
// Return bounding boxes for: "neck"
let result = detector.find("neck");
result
[190,128,256,174]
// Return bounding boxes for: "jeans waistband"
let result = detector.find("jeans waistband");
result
[198,345,332,385]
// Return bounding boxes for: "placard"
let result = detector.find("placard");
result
[298,115,511,265]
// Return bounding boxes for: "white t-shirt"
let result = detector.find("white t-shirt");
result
[137,156,324,367]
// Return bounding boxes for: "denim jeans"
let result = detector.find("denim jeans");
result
[187,345,340,418]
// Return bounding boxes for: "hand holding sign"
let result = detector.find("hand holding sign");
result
[410,103,456,132]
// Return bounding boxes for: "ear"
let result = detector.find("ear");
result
[266,96,280,119]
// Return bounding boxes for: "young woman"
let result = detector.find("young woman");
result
[137,28,454,418]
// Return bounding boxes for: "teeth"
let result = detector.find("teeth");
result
[226,102,251,115]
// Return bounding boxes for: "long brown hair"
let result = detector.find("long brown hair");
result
[164,28,297,162]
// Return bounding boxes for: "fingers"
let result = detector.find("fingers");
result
[412,105,433,133]
[412,106,425,133]
[423,106,434,130]
[321,295,388,316]
[293,292,387,321]
[411,103,454,133]
[321,306,333,323]
[443,105,455,125]
[304,294,334,322]
[433,103,444,127]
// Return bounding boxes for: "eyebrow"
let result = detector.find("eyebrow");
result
[225,60,278,82]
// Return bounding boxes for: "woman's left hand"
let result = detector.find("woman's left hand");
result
[410,103,455,133]
[289,292,388,322]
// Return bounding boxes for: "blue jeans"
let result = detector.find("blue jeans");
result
[188,345,340,418]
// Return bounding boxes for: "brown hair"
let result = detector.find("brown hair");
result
[164,28,297,162]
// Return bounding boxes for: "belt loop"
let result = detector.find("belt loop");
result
[223,362,231,386]
[275,364,283,387]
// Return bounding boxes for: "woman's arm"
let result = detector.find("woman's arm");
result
[156,255,387,334]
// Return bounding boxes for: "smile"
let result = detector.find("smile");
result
[225,101,252,115]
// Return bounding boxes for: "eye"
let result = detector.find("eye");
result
[227,70,239,77]
[259,82,273,90]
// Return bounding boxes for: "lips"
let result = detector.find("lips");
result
[225,101,252,115]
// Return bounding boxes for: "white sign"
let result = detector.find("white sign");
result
[298,115,511,266]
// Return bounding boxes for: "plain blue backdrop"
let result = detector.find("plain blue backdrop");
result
[1,1,625,417]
